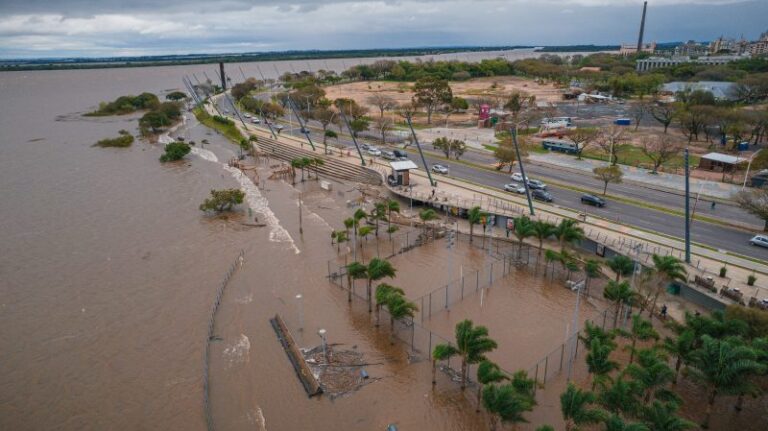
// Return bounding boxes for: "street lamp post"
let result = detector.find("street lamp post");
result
[742,149,762,191]
[318,328,329,363]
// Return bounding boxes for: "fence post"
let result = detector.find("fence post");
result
[543,356,549,385]
[411,321,415,352]
[461,276,465,299]
[445,285,449,309]
[476,270,480,291]
[428,332,432,359]
[559,343,565,371]
[490,262,494,285]
[429,292,432,318]
[421,296,425,323]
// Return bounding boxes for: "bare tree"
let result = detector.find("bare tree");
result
[640,135,681,174]
[650,102,677,134]
[629,101,650,131]
[372,116,394,146]
[596,126,626,165]
[736,188,768,231]
[593,165,624,195]
[565,128,599,160]
[677,104,709,143]
[367,93,397,119]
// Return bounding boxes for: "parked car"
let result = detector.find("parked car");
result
[581,194,606,207]
[387,175,398,186]
[381,150,397,160]
[244,113,251,119]
[360,143,370,151]
[273,124,284,131]
[367,147,382,157]
[432,164,449,174]
[750,235,768,248]
[504,183,526,194]
[526,179,547,190]
[251,118,260,124]
[510,172,527,183]
[393,149,409,160]
[531,189,553,202]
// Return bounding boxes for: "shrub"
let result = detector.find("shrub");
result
[719,266,727,277]
[747,274,757,286]
[159,141,191,162]
[199,189,246,212]
[93,130,134,148]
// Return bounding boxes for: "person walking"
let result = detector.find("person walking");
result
[711,201,716,210]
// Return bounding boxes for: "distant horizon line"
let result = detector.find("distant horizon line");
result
[0,43,696,63]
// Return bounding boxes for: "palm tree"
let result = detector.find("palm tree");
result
[432,343,458,385]
[579,321,616,350]
[599,374,644,417]
[476,360,508,412]
[531,220,556,257]
[419,208,439,237]
[372,202,387,237]
[467,206,485,244]
[311,157,324,180]
[346,261,367,303]
[374,283,403,327]
[300,156,312,179]
[687,335,764,428]
[482,383,534,430]
[454,319,498,389]
[512,216,535,257]
[620,314,659,364]
[648,255,687,320]
[586,338,619,390]
[603,413,649,431]
[560,249,580,281]
[544,249,562,278]
[358,225,374,245]
[290,158,304,184]
[641,400,696,431]
[333,230,348,253]
[386,292,418,337]
[365,258,396,313]
[607,255,635,282]
[555,219,584,249]
[626,349,674,403]
[509,370,537,406]
[584,259,602,296]
[662,329,696,385]
[603,280,636,329]
[343,217,354,238]
[386,199,400,239]
[560,383,606,431]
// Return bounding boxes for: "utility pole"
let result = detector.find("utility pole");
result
[219,62,227,91]
[298,193,304,235]
[684,148,691,263]
[511,128,535,216]
[406,114,436,187]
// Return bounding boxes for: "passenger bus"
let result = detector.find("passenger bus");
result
[540,117,573,128]
[541,138,579,154]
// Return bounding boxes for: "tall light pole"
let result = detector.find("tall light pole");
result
[684,148,691,263]
[318,328,329,363]
[742,149,762,191]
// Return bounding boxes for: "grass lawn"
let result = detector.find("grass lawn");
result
[582,144,700,170]
[193,106,245,143]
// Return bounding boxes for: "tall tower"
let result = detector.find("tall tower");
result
[219,62,227,91]
[636,1,648,54]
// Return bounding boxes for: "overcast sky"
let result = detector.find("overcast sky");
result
[0,0,766,59]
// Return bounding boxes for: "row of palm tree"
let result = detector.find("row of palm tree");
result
[289,156,324,183]
[550,309,767,430]
[508,215,585,256]
[346,257,396,311]
[331,200,404,256]
[431,319,538,429]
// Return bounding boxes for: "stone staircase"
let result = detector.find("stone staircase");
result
[255,136,383,185]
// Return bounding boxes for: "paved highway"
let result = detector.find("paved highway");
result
[213,96,768,261]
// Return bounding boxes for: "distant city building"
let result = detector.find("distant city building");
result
[749,32,768,56]
[636,54,748,72]
[619,42,656,55]
[661,81,738,101]
[708,36,749,55]
[673,41,708,57]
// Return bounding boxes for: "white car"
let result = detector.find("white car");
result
[367,147,382,157]
[432,164,449,174]
[273,124,284,131]
[511,172,527,183]
[251,118,260,124]
[504,183,526,194]
[750,235,768,248]
[244,113,252,119]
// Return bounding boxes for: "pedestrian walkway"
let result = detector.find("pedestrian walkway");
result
[528,152,745,200]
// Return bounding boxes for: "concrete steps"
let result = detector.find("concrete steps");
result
[256,136,382,185]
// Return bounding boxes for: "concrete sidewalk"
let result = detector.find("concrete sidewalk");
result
[528,152,745,200]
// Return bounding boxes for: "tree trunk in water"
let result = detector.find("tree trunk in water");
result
[375,305,380,327]
[613,303,620,328]
[432,359,437,385]
[461,358,468,390]
[476,385,482,412]
[348,278,353,303]
[702,388,717,428]
[469,224,474,243]
[367,281,373,313]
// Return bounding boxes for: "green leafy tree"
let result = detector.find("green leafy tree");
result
[199,189,245,212]
[374,283,404,327]
[385,199,400,239]
[584,259,602,295]
[560,383,607,431]
[346,261,367,303]
[603,280,636,329]
[166,91,187,101]
[687,335,765,428]
[364,258,396,313]
[626,349,675,403]
[619,314,659,364]
[593,165,624,195]
[603,413,649,431]
[418,208,439,236]
[555,219,584,249]
[641,400,696,431]
[159,141,191,162]
[648,255,687,320]
[476,360,508,411]
[332,230,348,254]
[599,374,644,417]
[586,338,620,390]
[607,255,635,282]
[493,141,518,172]
[385,291,418,334]
[531,220,557,256]
[482,383,534,430]
[412,76,453,124]
[454,319,498,389]
[467,206,486,244]
[432,343,459,385]
[512,216,535,257]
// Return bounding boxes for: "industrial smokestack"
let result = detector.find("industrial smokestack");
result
[636,1,648,55]
[219,62,227,91]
